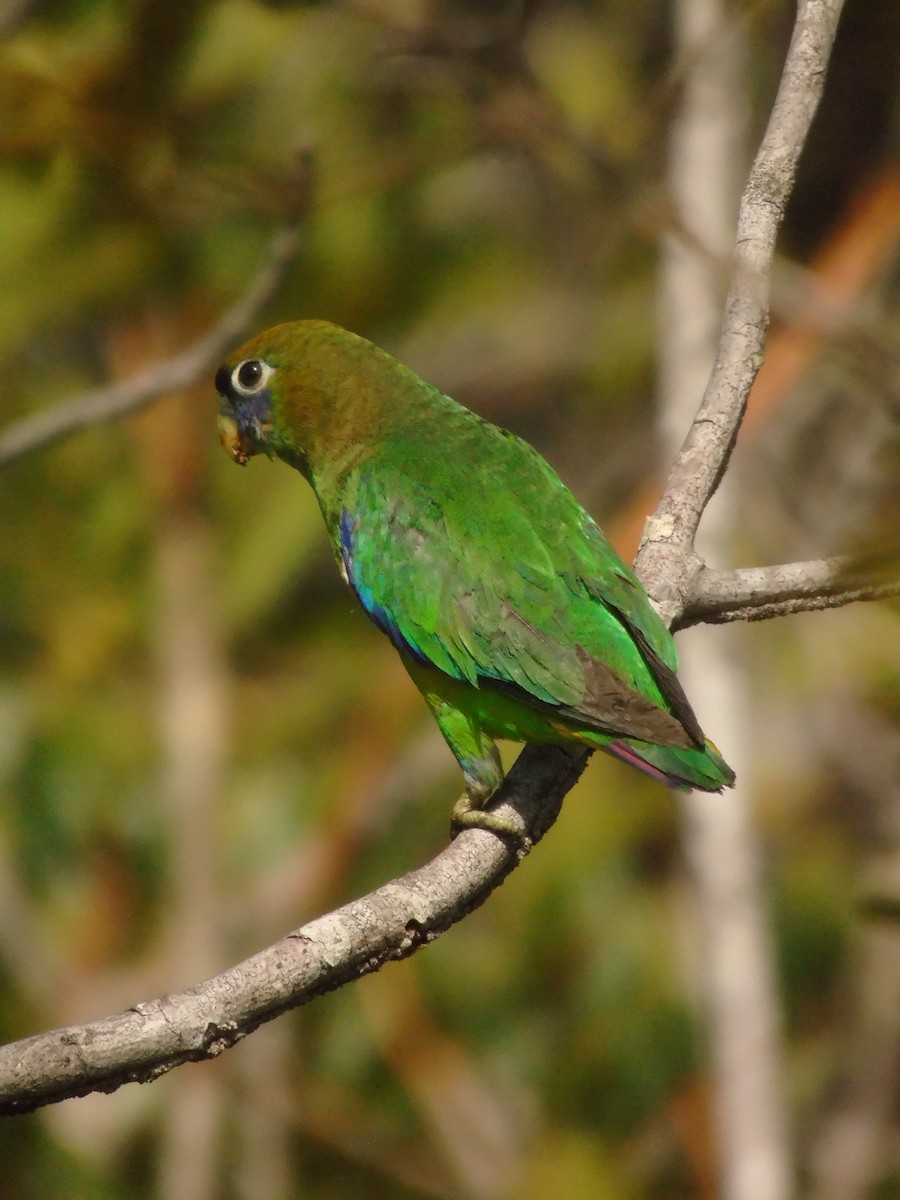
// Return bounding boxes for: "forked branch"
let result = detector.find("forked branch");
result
[635,0,848,627]
[0,0,861,1115]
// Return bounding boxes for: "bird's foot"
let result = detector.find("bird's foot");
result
[450,792,530,848]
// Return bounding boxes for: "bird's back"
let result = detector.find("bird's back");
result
[342,392,693,737]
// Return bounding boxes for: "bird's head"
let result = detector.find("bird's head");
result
[217,321,347,474]
[216,319,416,478]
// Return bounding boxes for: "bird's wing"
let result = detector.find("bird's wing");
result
[339,457,700,750]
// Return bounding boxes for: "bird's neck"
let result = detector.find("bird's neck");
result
[273,343,428,521]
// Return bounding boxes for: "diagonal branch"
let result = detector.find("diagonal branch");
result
[0,177,311,470]
[0,746,585,1116]
[634,0,847,626]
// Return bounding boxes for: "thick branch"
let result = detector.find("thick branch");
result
[0,745,586,1116]
[0,182,310,469]
[678,558,900,628]
[635,0,846,625]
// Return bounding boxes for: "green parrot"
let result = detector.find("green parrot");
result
[216,320,734,831]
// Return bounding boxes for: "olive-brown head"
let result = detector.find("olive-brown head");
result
[215,319,425,485]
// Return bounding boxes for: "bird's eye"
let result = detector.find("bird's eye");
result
[238,360,263,389]
[232,359,272,395]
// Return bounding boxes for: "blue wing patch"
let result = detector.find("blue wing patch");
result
[340,508,430,666]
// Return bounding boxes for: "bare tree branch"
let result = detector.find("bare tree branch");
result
[0,196,309,470]
[679,557,900,627]
[0,746,585,1116]
[635,0,847,627]
[656,5,794,1200]
[0,0,857,1117]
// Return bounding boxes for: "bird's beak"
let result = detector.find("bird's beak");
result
[218,410,253,465]
[216,377,273,464]
[218,411,247,464]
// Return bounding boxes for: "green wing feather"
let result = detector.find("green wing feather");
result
[337,412,705,755]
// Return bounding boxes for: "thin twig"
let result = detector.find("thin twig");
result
[679,557,900,627]
[635,0,847,627]
[0,214,307,469]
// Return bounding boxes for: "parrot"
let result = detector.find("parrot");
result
[215,320,734,833]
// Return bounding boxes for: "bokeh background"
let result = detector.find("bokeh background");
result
[0,1,898,1197]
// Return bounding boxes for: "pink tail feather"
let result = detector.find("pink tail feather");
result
[605,740,686,789]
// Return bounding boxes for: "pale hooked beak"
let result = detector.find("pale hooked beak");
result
[217,409,253,465]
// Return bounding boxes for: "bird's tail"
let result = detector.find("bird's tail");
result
[604,737,735,793]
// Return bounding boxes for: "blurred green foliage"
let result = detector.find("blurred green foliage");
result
[0,1,898,1198]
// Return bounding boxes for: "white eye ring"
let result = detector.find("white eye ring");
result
[231,359,274,397]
